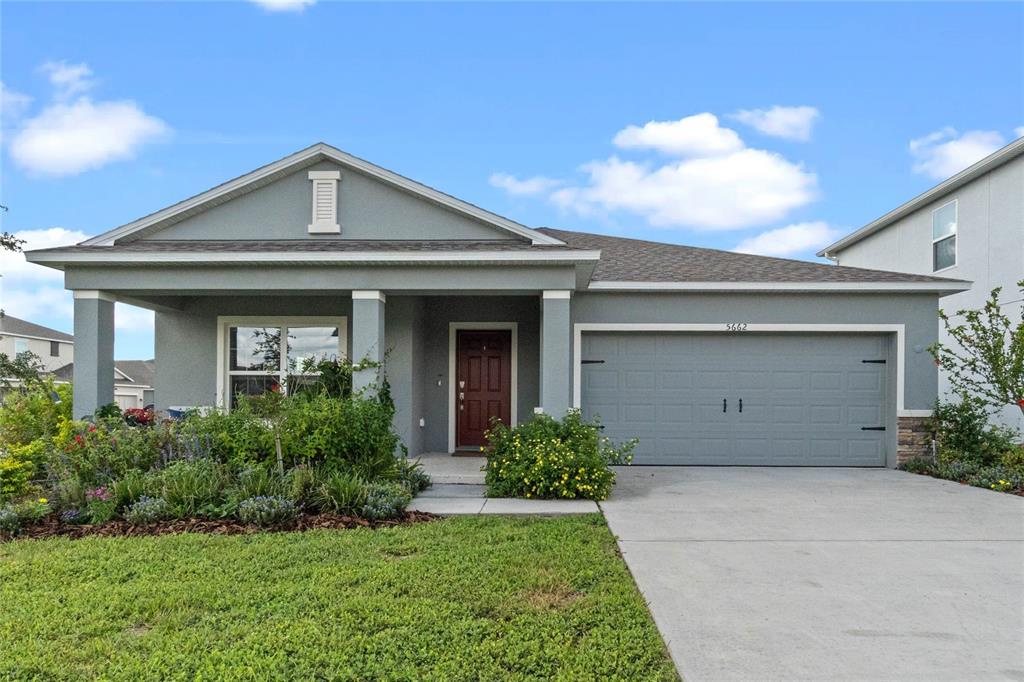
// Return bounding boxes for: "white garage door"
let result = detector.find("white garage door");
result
[580,332,889,466]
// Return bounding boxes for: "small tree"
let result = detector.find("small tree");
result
[930,281,1024,418]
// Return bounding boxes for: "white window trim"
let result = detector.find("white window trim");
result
[931,199,958,273]
[571,322,925,418]
[216,316,348,409]
[447,322,518,453]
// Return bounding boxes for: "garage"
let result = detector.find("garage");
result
[580,331,890,466]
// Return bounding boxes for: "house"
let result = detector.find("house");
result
[51,360,155,410]
[25,143,969,467]
[0,314,74,373]
[819,137,1023,433]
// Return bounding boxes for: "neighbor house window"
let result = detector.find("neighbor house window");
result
[50,341,60,357]
[932,200,957,271]
[14,339,28,355]
[220,317,347,408]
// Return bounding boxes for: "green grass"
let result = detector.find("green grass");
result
[0,515,676,681]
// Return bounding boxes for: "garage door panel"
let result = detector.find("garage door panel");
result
[581,332,887,466]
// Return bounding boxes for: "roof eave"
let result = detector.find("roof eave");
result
[819,137,1024,257]
[586,280,971,294]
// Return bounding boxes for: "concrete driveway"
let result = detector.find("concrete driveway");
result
[602,467,1024,682]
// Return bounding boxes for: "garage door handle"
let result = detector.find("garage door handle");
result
[861,426,886,431]
[738,398,743,413]
[723,398,727,413]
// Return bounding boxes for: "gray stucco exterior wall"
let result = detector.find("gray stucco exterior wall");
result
[540,294,572,416]
[141,161,516,243]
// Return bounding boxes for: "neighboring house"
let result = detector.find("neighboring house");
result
[51,360,155,410]
[26,143,968,467]
[819,137,1024,433]
[0,314,74,373]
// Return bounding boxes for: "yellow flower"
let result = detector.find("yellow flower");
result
[38,498,48,504]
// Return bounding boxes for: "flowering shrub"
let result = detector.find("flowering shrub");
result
[124,496,169,525]
[49,419,163,489]
[123,408,155,427]
[360,481,411,520]
[237,495,298,526]
[484,410,635,501]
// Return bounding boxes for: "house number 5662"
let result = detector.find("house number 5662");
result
[725,323,749,332]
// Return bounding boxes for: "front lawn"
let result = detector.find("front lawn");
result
[0,515,677,681]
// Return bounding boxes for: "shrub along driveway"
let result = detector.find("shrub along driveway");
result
[602,467,1024,682]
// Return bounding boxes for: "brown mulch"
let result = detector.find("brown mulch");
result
[2,511,437,542]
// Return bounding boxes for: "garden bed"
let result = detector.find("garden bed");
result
[2,510,437,541]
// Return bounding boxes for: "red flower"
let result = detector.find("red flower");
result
[1017,399,1024,408]
[74,434,84,444]
[270,383,281,393]
[87,424,97,433]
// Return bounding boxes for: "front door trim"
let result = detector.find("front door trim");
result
[448,322,518,453]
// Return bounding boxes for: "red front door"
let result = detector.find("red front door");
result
[456,330,512,449]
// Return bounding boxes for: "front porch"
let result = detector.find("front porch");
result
[70,290,574,458]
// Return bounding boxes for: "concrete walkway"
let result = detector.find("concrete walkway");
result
[601,466,1024,682]
[410,483,599,515]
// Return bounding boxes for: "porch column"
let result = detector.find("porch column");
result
[539,290,572,417]
[351,290,386,393]
[72,291,116,419]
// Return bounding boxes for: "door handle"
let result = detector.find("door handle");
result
[722,398,727,413]
[739,398,743,413]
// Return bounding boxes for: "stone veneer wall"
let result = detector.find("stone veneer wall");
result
[897,416,934,464]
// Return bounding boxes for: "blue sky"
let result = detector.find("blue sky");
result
[1,1,1021,360]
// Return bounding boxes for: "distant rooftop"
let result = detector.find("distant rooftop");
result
[0,314,73,342]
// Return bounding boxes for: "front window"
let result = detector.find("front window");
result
[50,341,60,357]
[14,339,28,355]
[932,200,957,271]
[222,318,346,408]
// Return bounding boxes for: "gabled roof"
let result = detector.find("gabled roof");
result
[818,136,1024,257]
[82,142,565,247]
[52,360,155,387]
[539,228,970,292]
[0,314,73,342]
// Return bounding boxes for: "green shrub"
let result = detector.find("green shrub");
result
[124,496,169,524]
[229,466,284,501]
[171,405,274,465]
[484,410,635,501]
[898,457,935,475]
[314,471,368,515]
[965,465,1024,492]
[360,481,412,520]
[156,459,230,518]
[111,469,151,510]
[0,379,72,446]
[281,393,403,474]
[284,465,323,508]
[13,498,49,525]
[931,396,1021,464]
[397,457,431,494]
[87,499,118,524]
[237,495,298,526]
[0,507,18,534]
[0,441,47,501]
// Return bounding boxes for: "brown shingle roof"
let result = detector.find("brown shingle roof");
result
[0,314,73,342]
[537,227,965,284]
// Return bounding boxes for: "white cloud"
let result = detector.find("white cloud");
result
[909,127,1004,180]
[249,0,316,11]
[39,61,95,100]
[733,221,840,257]
[1,82,32,121]
[613,113,744,157]
[0,227,153,333]
[1015,126,1024,139]
[489,172,562,197]
[552,149,817,230]
[11,97,169,176]
[730,105,820,142]
[0,228,86,326]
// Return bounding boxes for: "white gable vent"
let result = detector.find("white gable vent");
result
[308,170,341,234]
